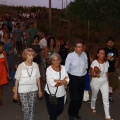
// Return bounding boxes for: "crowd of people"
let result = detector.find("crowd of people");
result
[0,13,119,120]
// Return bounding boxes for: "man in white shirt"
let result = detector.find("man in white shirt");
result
[39,32,51,59]
[65,40,88,120]
[39,33,51,50]
[39,33,51,81]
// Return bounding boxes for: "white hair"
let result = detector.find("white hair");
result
[50,53,62,62]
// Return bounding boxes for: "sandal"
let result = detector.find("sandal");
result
[91,109,96,114]
[106,118,114,120]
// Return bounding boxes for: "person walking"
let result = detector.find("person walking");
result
[27,22,37,46]
[2,32,14,74]
[58,40,68,65]
[83,43,91,102]
[38,33,51,80]
[30,35,41,65]
[0,42,9,107]
[12,22,23,57]
[104,37,119,102]
[65,40,88,120]
[90,48,113,120]
[44,53,69,120]
[13,48,43,120]
[44,37,59,67]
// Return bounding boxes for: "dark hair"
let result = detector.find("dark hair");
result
[16,22,20,26]
[106,37,115,43]
[47,37,56,48]
[74,40,84,47]
[3,31,10,38]
[95,48,106,60]
[33,35,39,40]
[30,22,34,25]
[45,33,51,37]
[13,64,19,71]
[2,23,7,29]
[0,41,4,46]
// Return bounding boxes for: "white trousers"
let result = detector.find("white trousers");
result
[90,79,111,119]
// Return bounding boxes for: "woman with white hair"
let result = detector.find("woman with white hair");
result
[44,53,69,120]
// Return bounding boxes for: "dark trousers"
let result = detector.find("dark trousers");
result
[44,91,64,120]
[68,74,86,116]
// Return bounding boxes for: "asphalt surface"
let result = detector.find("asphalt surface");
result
[0,55,120,120]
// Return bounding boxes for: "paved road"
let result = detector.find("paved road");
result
[0,55,120,120]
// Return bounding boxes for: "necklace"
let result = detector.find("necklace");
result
[26,66,33,80]
[98,62,105,77]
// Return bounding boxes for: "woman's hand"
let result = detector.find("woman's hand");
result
[54,80,59,83]
[95,74,100,78]
[13,93,19,101]
[38,90,43,98]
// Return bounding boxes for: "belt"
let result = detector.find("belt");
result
[68,73,85,78]
[77,76,84,78]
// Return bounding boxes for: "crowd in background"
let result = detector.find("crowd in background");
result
[0,11,119,120]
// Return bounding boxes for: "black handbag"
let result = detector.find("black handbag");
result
[47,65,61,105]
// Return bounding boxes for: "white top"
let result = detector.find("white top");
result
[39,38,47,48]
[45,65,69,98]
[91,60,109,81]
[65,51,88,76]
[15,62,40,93]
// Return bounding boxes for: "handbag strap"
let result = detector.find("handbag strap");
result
[47,65,61,96]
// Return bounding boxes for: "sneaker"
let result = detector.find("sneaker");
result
[91,109,96,114]
[106,118,114,120]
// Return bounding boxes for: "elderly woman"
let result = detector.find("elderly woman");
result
[44,53,69,120]
[13,48,42,120]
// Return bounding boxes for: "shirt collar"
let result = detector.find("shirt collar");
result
[74,51,84,57]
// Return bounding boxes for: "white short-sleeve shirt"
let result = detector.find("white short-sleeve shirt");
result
[39,38,47,49]
[15,62,40,93]
[91,60,109,81]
